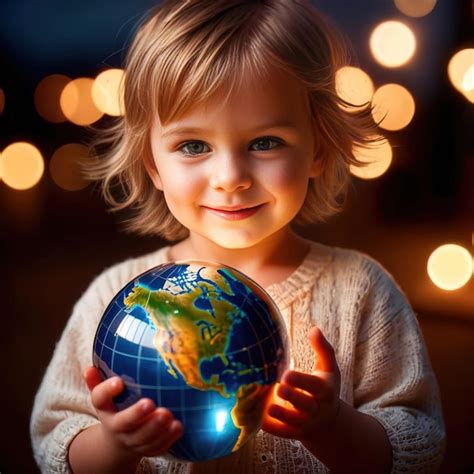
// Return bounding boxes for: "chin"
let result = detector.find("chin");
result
[197,229,262,250]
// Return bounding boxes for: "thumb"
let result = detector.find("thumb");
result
[309,326,337,373]
[83,366,103,392]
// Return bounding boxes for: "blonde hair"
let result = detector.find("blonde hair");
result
[86,0,377,241]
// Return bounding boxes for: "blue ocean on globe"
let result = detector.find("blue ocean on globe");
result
[93,260,288,462]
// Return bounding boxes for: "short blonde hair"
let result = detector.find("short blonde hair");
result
[87,0,377,241]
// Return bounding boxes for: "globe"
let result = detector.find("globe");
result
[92,260,288,462]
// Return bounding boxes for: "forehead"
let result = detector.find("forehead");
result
[156,68,311,130]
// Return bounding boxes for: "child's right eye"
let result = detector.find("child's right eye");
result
[179,141,209,157]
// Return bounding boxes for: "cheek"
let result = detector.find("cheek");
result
[159,165,203,202]
[263,161,309,194]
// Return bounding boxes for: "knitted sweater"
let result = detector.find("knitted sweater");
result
[30,241,446,473]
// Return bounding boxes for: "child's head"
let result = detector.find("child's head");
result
[89,0,375,242]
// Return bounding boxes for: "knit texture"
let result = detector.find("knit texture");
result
[30,241,446,473]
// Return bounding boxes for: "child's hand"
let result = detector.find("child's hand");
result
[262,327,341,447]
[83,366,183,458]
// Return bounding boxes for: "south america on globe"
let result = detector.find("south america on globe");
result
[92,260,289,462]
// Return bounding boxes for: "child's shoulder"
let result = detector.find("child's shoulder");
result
[313,241,401,293]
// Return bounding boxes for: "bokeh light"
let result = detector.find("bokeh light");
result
[34,74,70,123]
[448,49,474,103]
[0,88,5,115]
[60,78,104,125]
[49,143,91,191]
[371,83,416,130]
[427,244,473,291]
[369,21,416,67]
[394,0,437,18]
[92,68,125,116]
[350,136,393,179]
[0,142,44,190]
[335,66,374,111]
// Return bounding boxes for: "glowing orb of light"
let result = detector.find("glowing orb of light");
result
[335,66,374,111]
[49,143,91,191]
[371,83,416,131]
[60,78,104,125]
[394,0,437,18]
[370,21,416,67]
[448,49,474,103]
[427,244,473,291]
[350,136,393,180]
[34,74,71,123]
[92,68,126,116]
[0,142,44,190]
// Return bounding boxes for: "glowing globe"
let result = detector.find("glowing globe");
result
[92,260,288,462]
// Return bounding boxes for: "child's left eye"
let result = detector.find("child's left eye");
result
[177,136,281,157]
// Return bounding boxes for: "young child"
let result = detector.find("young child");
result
[30,0,446,472]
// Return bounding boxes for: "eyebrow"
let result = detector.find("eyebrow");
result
[161,121,298,139]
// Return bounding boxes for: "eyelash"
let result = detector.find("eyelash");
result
[177,136,282,157]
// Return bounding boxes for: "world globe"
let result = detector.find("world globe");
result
[92,260,288,462]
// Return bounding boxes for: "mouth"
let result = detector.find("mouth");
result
[203,204,264,220]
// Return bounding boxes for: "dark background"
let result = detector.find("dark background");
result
[1,0,473,472]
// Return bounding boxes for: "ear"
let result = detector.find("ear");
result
[143,155,163,191]
[309,156,325,179]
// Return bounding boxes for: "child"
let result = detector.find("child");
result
[31,0,446,472]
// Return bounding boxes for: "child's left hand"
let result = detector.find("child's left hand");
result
[262,326,341,446]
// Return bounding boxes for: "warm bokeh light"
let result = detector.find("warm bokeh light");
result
[350,136,393,179]
[427,244,473,291]
[448,49,474,103]
[461,65,474,102]
[369,21,416,67]
[335,66,374,111]
[0,142,44,190]
[60,78,104,125]
[371,83,416,130]
[49,143,91,191]
[34,74,70,123]
[92,68,125,116]
[0,88,4,115]
[394,0,437,17]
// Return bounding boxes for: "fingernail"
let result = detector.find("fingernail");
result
[141,400,153,413]
[110,377,120,388]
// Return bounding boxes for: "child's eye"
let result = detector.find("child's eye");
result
[177,136,281,157]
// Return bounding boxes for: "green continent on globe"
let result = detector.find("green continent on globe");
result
[124,273,240,398]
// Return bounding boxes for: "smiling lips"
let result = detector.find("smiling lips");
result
[203,204,264,220]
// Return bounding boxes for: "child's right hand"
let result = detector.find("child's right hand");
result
[83,366,183,458]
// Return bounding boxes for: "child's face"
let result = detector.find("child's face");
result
[147,69,322,249]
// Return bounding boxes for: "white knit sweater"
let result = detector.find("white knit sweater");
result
[30,241,446,473]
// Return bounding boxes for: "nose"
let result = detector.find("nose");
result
[209,152,252,192]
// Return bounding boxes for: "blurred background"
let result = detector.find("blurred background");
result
[0,0,472,472]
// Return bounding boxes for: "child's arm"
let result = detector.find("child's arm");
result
[68,367,182,473]
[30,266,184,473]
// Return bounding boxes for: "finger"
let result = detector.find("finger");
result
[281,370,327,398]
[277,384,316,412]
[309,326,338,373]
[126,408,175,449]
[90,376,124,412]
[110,398,156,433]
[267,403,306,429]
[142,419,184,456]
[261,408,300,439]
[83,366,102,392]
